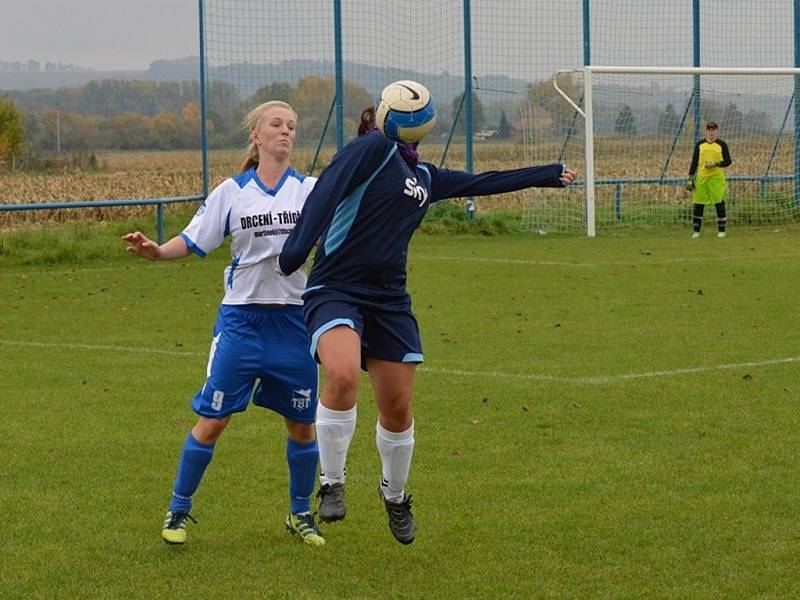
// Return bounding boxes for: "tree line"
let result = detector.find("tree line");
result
[0,74,778,169]
[1,77,495,164]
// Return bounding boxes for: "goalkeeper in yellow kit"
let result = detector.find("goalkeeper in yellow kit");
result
[686,121,732,238]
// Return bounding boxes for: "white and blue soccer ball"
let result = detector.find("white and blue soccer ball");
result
[375,80,437,144]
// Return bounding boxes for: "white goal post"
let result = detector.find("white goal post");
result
[553,66,800,237]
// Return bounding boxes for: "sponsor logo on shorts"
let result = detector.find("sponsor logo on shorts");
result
[291,388,312,411]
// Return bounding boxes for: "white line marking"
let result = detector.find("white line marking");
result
[423,356,800,385]
[414,252,800,267]
[0,259,220,279]
[417,256,592,267]
[411,255,601,267]
[0,339,205,358]
[1,339,796,385]
[2,251,798,279]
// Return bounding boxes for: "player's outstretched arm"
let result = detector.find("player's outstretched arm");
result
[122,232,192,262]
[426,163,575,202]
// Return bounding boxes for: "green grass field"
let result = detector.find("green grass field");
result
[2,222,800,599]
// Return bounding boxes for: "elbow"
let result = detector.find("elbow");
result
[277,253,290,275]
[279,251,303,276]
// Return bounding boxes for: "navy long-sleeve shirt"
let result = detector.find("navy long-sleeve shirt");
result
[279,132,565,297]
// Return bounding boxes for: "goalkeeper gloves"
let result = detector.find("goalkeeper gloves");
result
[685,178,695,191]
[704,160,721,168]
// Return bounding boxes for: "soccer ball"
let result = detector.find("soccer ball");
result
[375,80,437,144]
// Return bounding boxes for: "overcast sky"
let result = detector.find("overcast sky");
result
[0,0,198,70]
[0,0,793,75]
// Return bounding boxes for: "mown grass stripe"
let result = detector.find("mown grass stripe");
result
[2,338,796,385]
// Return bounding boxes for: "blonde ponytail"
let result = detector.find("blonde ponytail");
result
[239,100,297,173]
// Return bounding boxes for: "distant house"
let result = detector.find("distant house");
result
[475,129,496,140]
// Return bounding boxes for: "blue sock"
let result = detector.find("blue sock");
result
[168,432,215,513]
[287,437,319,515]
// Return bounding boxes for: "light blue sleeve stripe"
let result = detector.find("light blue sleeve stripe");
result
[180,232,206,257]
[324,145,397,255]
[402,352,424,363]
[417,164,442,203]
[310,318,355,358]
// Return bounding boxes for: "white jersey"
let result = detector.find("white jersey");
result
[181,167,316,305]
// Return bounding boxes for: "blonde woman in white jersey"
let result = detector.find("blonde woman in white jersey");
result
[123,101,324,547]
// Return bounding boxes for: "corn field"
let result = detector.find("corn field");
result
[1,138,797,230]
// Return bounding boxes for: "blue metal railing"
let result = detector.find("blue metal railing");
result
[574,174,794,222]
[0,195,204,244]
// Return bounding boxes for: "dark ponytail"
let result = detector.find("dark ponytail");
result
[358,106,376,136]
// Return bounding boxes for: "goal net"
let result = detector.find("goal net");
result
[523,66,800,236]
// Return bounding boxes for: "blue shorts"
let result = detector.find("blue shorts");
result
[192,304,318,423]
[303,288,424,370]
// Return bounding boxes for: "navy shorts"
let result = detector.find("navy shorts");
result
[303,288,424,370]
[191,304,318,423]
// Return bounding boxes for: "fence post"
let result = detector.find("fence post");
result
[198,0,210,199]
[693,0,701,141]
[334,0,344,151]
[157,203,165,244]
[583,0,590,65]
[795,0,800,203]
[463,0,474,221]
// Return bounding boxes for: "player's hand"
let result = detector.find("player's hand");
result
[704,160,717,168]
[560,167,577,185]
[685,178,695,191]
[122,231,162,261]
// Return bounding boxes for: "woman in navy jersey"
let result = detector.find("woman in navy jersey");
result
[278,87,576,545]
[123,101,325,547]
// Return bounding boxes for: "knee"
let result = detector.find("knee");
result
[192,416,229,444]
[379,395,413,429]
[287,421,316,444]
[323,363,360,399]
[380,411,413,432]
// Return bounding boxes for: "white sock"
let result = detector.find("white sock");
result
[316,402,356,486]
[376,420,414,503]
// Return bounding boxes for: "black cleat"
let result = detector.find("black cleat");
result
[380,488,415,545]
[316,483,346,522]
